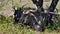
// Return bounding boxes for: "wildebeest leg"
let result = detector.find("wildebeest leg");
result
[37,0,44,13]
[28,15,45,31]
[32,0,37,4]
[38,0,43,7]
[44,15,52,26]
[48,0,59,12]
[28,15,37,27]
[32,0,43,7]
[18,14,27,24]
[46,0,59,26]
[32,0,44,11]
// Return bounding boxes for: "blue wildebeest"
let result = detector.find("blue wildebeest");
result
[14,0,59,32]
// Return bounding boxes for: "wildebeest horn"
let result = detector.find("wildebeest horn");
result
[21,3,28,11]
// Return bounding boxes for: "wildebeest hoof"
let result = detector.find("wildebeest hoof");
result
[32,25,45,32]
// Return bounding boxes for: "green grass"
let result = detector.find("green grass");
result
[0,14,60,34]
[0,15,35,34]
[0,23,34,34]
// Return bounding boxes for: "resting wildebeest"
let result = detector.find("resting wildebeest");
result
[13,0,59,32]
[13,6,45,31]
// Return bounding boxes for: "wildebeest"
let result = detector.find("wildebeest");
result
[45,0,59,26]
[13,0,59,32]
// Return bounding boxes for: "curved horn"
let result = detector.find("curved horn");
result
[21,3,28,11]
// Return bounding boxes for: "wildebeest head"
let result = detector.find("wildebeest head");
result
[13,3,28,23]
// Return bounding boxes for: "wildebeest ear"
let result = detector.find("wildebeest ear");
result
[48,0,59,12]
